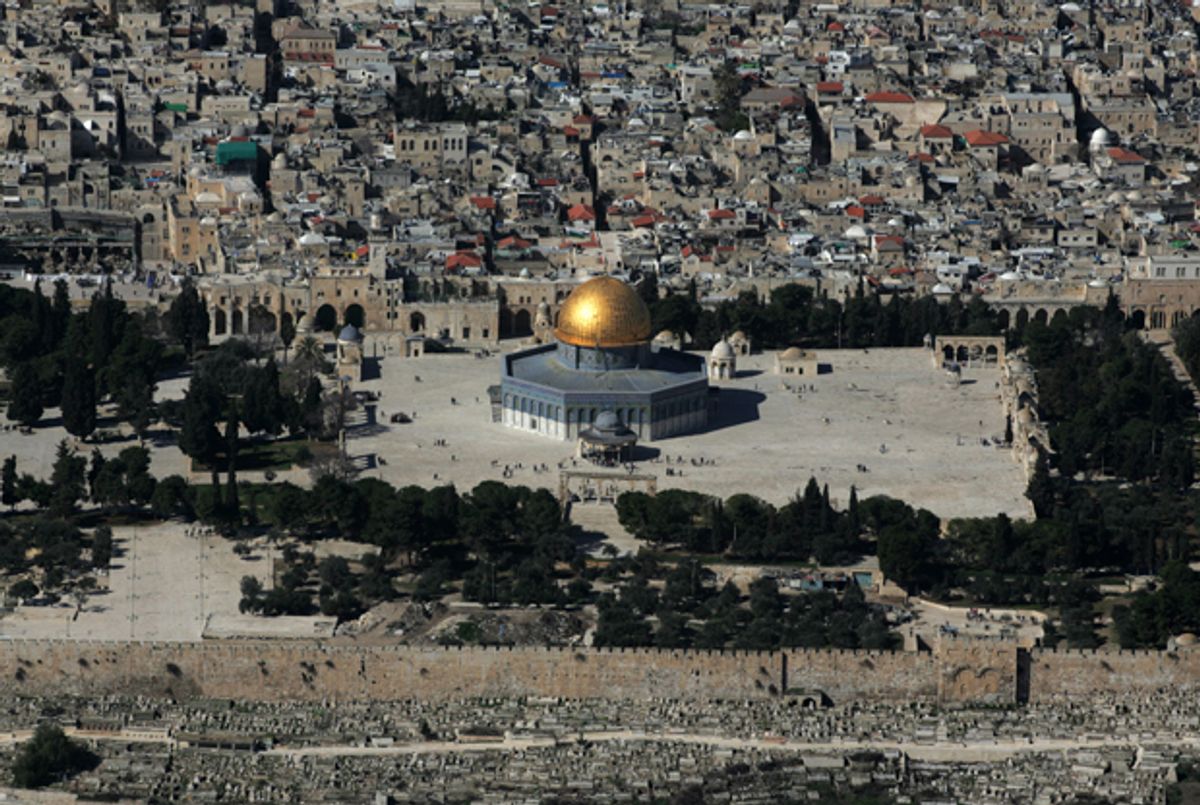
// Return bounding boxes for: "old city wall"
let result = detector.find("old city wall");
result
[0,641,946,704]
[0,641,787,702]
[1029,648,1200,701]
[5,640,1198,705]
[785,649,940,701]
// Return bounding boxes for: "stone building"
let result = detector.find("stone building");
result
[708,339,736,380]
[499,276,708,441]
[775,347,819,376]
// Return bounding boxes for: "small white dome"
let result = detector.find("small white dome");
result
[733,129,754,141]
[931,282,954,295]
[999,271,1022,281]
[194,191,221,204]
[844,224,868,239]
[711,339,735,359]
[1088,278,1108,288]
[298,232,327,246]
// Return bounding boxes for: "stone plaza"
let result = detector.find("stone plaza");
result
[350,343,1031,521]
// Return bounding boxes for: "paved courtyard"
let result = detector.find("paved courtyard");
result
[0,523,273,641]
[351,344,1032,521]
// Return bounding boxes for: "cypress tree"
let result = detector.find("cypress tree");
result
[51,279,71,346]
[6,362,43,426]
[1,455,18,510]
[61,357,96,440]
[165,280,210,357]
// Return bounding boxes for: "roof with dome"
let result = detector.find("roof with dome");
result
[553,276,653,348]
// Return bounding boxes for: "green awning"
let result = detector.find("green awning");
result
[164,102,187,113]
[216,141,258,166]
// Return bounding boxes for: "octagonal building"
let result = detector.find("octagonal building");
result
[499,276,708,441]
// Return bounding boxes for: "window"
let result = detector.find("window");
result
[462,326,470,339]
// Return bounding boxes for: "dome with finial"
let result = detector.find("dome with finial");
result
[553,276,652,349]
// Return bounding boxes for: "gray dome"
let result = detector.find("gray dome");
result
[594,410,622,430]
[338,324,363,342]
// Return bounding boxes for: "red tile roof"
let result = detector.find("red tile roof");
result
[1107,147,1145,163]
[920,124,953,139]
[964,130,1009,147]
[845,205,866,218]
[859,194,886,206]
[470,196,497,210]
[865,91,914,104]
[707,208,736,220]
[446,252,482,269]
[816,81,844,94]
[567,203,596,222]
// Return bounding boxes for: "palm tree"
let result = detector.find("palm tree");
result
[294,335,324,364]
[292,335,329,392]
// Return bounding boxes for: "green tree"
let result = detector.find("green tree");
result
[87,284,126,388]
[108,320,160,436]
[712,60,749,133]
[1,455,18,510]
[60,358,96,440]
[11,724,97,788]
[91,525,113,569]
[242,358,284,436]
[239,575,263,613]
[280,314,296,362]
[179,374,224,492]
[150,475,192,520]
[6,362,43,426]
[48,441,86,518]
[594,595,653,647]
[164,280,210,357]
[50,280,71,346]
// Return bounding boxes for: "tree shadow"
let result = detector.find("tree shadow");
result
[567,522,610,554]
[361,358,382,381]
[704,388,766,433]
[734,369,764,379]
[352,453,378,471]
[347,422,391,439]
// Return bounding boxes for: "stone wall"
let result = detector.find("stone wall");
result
[1029,648,1200,701]
[785,649,940,701]
[0,642,788,702]
[8,640,1197,705]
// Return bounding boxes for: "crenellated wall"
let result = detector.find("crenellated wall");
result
[1,639,1193,706]
[1028,648,1200,701]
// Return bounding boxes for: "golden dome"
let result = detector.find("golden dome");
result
[554,276,652,348]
